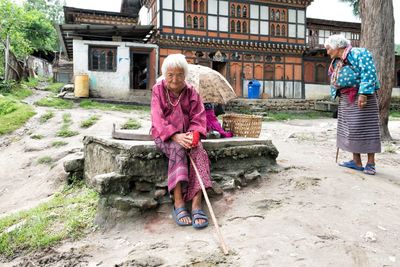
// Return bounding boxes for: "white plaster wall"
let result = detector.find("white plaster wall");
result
[73,40,158,100]
[304,83,331,100]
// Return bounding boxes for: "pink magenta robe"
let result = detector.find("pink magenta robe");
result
[150,79,212,201]
[151,79,207,140]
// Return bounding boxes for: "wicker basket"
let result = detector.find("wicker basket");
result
[222,113,262,138]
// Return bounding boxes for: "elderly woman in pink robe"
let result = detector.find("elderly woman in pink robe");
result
[151,54,212,229]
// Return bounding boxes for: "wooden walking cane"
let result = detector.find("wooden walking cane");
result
[188,154,229,255]
[336,147,339,163]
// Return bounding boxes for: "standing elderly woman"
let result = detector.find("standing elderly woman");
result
[325,34,381,175]
[151,54,211,228]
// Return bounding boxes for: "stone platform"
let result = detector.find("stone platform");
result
[78,136,279,225]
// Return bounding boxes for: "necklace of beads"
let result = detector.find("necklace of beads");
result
[165,87,184,107]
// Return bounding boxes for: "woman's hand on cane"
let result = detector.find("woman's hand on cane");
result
[172,133,193,149]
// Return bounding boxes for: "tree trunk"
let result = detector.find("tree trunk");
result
[360,0,395,140]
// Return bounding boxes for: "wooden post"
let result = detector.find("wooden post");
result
[188,154,229,255]
[4,34,10,80]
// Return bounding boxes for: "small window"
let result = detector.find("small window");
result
[199,0,205,13]
[282,25,286,36]
[236,20,241,32]
[199,17,205,29]
[282,10,286,21]
[89,47,116,72]
[231,4,235,16]
[242,6,247,17]
[237,6,241,17]
[231,20,235,32]
[271,24,275,36]
[187,15,192,28]
[194,0,198,12]
[193,16,198,28]
[276,10,280,21]
[186,0,192,11]
[242,21,247,33]
[271,9,275,20]
[276,25,281,36]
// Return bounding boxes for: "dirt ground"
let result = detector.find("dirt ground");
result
[1,89,400,266]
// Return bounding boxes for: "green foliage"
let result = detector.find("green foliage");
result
[0,185,98,258]
[121,118,141,130]
[79,100,150,112]
[39,111,54,123]
[30,134,44,139]
[45,82,64,93]
[383,141,397,153]
[340,0,360,16]
[0,79,16,94]
[395,44,400,55]
[390,111,400,118]
[62,113,71,124]
[51,140,68,147]
[56,125,78,138]
[0,101,35,135]
[0,98,17,115]
[80,115,100,128]
[0,0,59,58]
[35,97,73,109]
[264,111,332,121]
[37,156,53,165]
[21,78,39,88]
[24,0,65,24]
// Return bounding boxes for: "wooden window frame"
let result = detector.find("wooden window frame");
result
[89,46,117,72]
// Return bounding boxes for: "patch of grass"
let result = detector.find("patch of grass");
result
[37,156,53,165]
[79,100,149,112]
[56,125,79,138]
[80,115,100,128]
[390,111,400,118]
[30,134,44,140]
[35,97,73,109]
[121,118,141,129]
[45,82,64,93]
[39,111,54,123]
[51,140,68,147]
[383,142,397,153]
[0,101,36,135]
[21,78,39,88]
[62,113,72,124]
[0,184,98,258]
[264,111,332,121]
[0,99,18,116]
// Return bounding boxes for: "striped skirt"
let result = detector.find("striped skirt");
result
[337,93,381,153]
[155,138,212,201]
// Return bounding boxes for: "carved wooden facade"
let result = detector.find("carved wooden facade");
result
[143,0,313,98]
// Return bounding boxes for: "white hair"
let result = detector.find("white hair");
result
[161,54,188,77]
[324,34,351,49]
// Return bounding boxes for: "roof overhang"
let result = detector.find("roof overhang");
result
[57,24,154,60]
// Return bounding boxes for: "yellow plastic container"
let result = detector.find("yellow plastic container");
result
[74,74,89,97]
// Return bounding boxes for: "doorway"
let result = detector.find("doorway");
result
[130,52,149,89]
[212,61,227,76]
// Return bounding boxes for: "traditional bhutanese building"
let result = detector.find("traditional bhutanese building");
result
[138,0,313,99]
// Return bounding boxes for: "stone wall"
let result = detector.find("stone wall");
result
[226,97,400,115]
[71,136,279,226]
[226,98,316,115]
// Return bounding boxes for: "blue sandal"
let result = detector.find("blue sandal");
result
[191,209,209,229]
[364,163,376,175]
[172,207,192,226]
[339,160,364,171]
